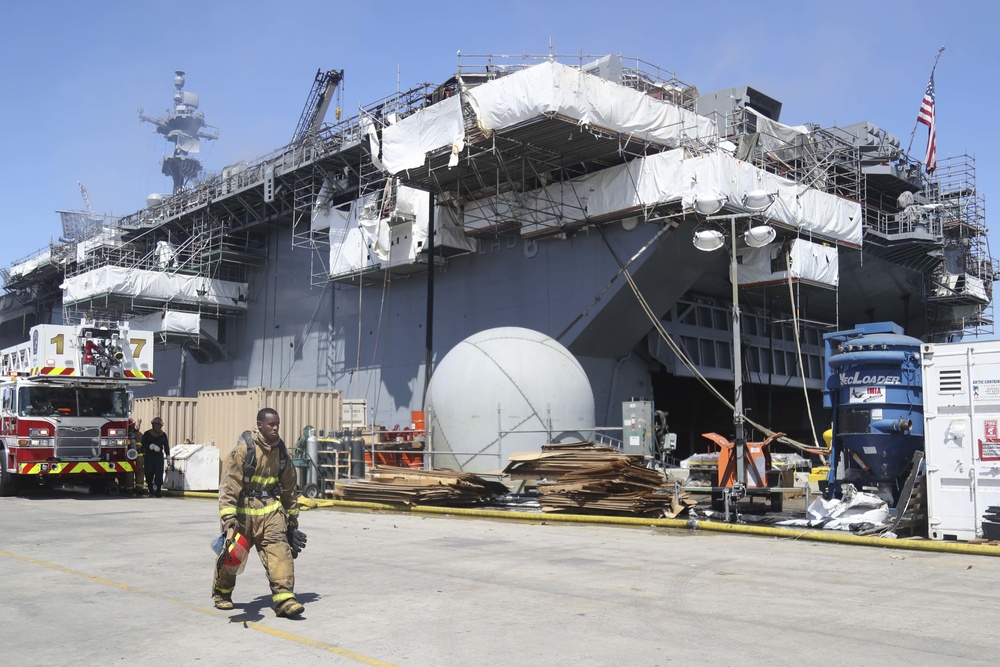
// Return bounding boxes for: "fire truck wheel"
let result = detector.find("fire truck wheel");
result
[0,451,18,497]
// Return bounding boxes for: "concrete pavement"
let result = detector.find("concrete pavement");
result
[2,488,999,666]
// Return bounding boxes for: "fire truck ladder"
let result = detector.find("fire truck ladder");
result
[0,341,32,375]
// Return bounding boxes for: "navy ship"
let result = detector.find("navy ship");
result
[1,54,993,461]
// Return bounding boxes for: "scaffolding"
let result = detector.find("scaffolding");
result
[925,153,995,338]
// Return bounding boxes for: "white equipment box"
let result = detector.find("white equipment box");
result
[922,341,1000,540]
[165,444,220,492]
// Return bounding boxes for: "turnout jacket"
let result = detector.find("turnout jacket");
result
[219,430,300,527]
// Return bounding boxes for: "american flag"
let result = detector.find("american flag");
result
[917,72,936,174]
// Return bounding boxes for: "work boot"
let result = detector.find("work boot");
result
[155,489,162,497]
[276,599,304,618]
[213,595,234,611]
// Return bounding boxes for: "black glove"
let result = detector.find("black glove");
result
[287,528,307,559]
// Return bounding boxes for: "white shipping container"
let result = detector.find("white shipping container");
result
[921,341,1000,541]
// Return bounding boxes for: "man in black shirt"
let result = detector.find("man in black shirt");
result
[142,417,170,497]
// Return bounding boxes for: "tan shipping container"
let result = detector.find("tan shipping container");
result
[132,397,198,445]
[195,387,342,473]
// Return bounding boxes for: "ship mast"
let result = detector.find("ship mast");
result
[139,71,219,193]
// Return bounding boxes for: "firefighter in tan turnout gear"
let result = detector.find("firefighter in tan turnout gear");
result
[212,408,305,617]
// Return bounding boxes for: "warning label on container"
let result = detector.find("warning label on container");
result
[985,420,1000,442]
[848,386,885,404]
[981,421,1000,460]
[972,378,1000,403]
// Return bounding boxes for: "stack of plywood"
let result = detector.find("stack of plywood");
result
[332,466,509,506]
[503,442,693,518]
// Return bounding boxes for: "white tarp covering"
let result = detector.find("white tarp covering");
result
[466,61,717,147]
[382,95,465,173]
[933,273,989,302]
[456,149,862,245]
[746,107,809,153]
[380,60,718,175]
[61,266,247,310]
[130,310,202,336]
[311,175,353,233]
[329,199,378,275]
[737,238,839,287]
[76,227,125,263]
[329,186,476,276]
[9,250,54,279]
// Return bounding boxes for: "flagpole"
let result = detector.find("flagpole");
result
[906,46,946,157]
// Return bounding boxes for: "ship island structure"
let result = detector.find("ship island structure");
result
[0,54,994,465]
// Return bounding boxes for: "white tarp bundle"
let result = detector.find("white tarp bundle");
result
[456,149,862,245]
[61,266,247,310]
[737,238,839,288]
[380,60,718,175]
[776,485,890,532]
[802,488,889,530]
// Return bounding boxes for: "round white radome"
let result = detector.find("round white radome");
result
[426,327,595,474]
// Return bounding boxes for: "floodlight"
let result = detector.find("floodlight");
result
[744,225,777,248]
[743,190,776,212]
[693,193,726,216]
[692,228,726,252]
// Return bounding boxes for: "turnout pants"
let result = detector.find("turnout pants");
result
[212,497,296,609]
[144,454,165,492]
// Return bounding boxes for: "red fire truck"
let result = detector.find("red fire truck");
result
[0,320,154,495]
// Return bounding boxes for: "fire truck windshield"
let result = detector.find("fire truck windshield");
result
[18,386,128,419]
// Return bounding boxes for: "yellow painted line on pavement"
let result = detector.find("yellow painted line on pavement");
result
[250,624,399,666]
[0,548,398,667]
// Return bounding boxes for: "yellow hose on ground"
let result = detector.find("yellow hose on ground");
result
[177,491,1000,557]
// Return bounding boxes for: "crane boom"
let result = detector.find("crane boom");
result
[291,69,344,146]
[79,182,95,215]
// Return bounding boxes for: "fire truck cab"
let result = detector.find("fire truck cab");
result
[0,321,154,496]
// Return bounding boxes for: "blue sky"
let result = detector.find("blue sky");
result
[2,0,998,289]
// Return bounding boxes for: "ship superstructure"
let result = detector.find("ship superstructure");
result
[1,53,994,456]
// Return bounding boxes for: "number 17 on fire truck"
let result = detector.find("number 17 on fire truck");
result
[0,321,154,496]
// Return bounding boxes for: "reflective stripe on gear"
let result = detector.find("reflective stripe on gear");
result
[236,499,283,516]
[272,592,295,604]
[250,474,278,486]
[220,507,237,518]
